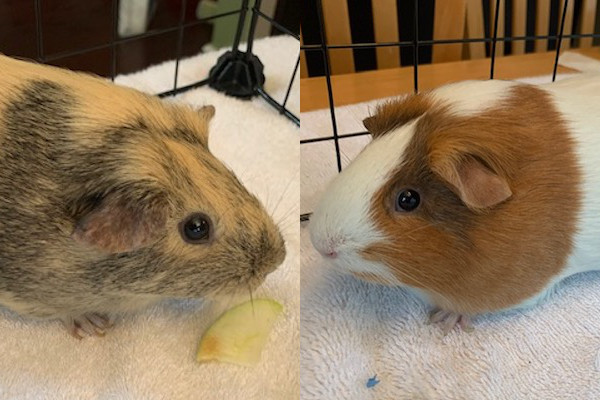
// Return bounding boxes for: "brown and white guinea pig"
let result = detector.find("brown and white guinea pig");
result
[0,55,285,338]
[310,74,600,332]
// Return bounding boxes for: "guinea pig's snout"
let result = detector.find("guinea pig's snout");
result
[316,242,338,259]
[249,227,286,275]
[312,237,344,259]
[309,208,352,261]
[324,250,337,259]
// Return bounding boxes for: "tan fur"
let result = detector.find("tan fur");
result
[361,85,580,314]
[0,55,286,328]
[157,139,277,265]
[0,55,213,148]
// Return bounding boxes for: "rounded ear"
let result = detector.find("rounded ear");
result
[198,105,215,121]
[432,155,512,210]
[72,191,167,253]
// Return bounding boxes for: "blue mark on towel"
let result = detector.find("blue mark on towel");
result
[366,375,380,388]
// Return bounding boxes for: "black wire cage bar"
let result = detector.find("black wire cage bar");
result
[30,0,299,126]
[300,0,600,222]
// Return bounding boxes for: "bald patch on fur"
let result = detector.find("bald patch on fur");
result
[72,192,167,253]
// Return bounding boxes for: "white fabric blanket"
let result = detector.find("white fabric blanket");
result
[0,36,299,400]
[300,52,600,399]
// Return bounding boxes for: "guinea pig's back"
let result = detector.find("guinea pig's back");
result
[0,58,98,259]
[541,74,600,277]
[0,55,173,140]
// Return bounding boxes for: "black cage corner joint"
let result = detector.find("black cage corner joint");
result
[29,0,299,126]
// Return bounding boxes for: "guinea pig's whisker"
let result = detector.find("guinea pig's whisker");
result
[218,204,239,222]
[401,221,440,237]
[372,274,401,287]
[381,251,442,284]
[359,272,396,286]
[270,175,296,219]
[278,221,296,237]
[276,210,294,226]
[248,285,255,319]
[237,169,260,187]
[275,205,297,227]
[390,266,432,287]
[388,265,454,305]
[260,191,272,217]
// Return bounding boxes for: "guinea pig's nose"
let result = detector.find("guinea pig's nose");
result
[316,244,339,259]
[325,250,338,259]
[310,228,345,259]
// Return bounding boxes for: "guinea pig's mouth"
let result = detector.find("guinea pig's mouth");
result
[202,238,286,299]
[232,263,279,291]
[204,272,269,302]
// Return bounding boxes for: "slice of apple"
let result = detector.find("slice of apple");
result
[196,298,284,366]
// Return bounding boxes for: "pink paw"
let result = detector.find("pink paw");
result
[62,313,114,339]
[427,308,474,335]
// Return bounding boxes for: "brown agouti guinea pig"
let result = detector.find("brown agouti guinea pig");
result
[0,55,286,338]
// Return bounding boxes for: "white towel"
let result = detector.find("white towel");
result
[0,35,299,400]
[300,53,600,400]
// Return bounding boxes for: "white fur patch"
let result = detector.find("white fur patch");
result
[541,74,600,278]
[430,79,518,116]
[309,119,419,279]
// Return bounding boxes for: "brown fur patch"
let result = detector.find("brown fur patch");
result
[361,84,580,314]
[363,94,432,137]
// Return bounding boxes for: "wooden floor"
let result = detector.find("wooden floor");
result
[300,47,600,112]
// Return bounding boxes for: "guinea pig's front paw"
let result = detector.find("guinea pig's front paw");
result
[62,313,114,339]
[427,308,474,335]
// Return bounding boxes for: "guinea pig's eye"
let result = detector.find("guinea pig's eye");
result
[395,189,420,212]
[180,213,212,244]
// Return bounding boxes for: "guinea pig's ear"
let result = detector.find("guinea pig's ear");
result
[432,155,512,210]
[72,192,167,253]
[198,105,215,121]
